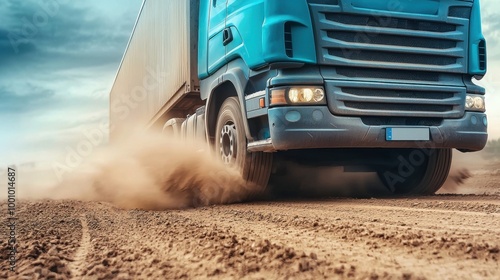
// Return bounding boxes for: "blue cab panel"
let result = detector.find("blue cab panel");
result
[469,0,487,76]
[198,0,488,152]
[198,0,210,79]
[200,0,487,78]
[198,0,317,79]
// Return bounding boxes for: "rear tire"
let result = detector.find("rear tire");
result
[378,148,452,195]
[215,97,273,189]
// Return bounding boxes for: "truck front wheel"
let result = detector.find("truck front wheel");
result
[378,148,452,195]
[215,97,273,189]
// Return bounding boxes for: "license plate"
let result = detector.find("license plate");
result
[386,128,430,141]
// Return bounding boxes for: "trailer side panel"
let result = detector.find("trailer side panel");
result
[110,0,199,138]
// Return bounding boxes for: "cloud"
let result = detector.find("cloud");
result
[0,0,140,109]
[0,27,37,62]
[1,0,136,73]
[0,84,57,116]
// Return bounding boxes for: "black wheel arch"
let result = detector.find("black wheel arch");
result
[203,59,256,146]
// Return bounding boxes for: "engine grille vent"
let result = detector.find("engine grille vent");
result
[449,6,472,19]
[326,81,465,118]
[479,39,486,71]
[284,22,293,57]
[309,5,469,73]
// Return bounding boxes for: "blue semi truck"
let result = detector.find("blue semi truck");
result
[110,0,487,195]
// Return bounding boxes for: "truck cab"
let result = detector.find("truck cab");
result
[197,0,487,194]
[111,0,487,195]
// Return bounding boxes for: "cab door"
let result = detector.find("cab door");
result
[207,0,227,74]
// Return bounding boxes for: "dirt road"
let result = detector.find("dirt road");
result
[2,193,499,280]
[2,147,500,280]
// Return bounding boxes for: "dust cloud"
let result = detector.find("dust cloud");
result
[440,168,473,193]
[47,131,261,210]
[6,133,491,208]
[439,150,489,194]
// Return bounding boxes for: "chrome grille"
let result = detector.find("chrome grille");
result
[309,4,469,73]
[326,81,466,118]
[309,0,471,119]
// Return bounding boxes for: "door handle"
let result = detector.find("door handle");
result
[222,28,233,46]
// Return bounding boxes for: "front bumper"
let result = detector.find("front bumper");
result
[266,106,487,152]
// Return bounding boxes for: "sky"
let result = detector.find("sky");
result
[0,0,500,168]
[0,0,142,166]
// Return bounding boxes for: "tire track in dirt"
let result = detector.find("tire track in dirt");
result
[77,202,224,279]
[245,200,500,251]
[68,213,91,278]
[177,208,425,279]
[176,198,500,280]
[265,201,500,234]
[3,196,499,279]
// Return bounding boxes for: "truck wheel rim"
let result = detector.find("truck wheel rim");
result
[220,123,237,165]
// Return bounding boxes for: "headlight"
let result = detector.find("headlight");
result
[465,94,485,112]
[270,86,325,106]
